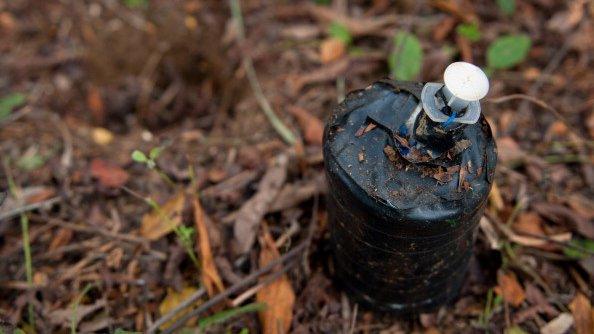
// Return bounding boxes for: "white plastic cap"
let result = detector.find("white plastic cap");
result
[443,62,489,101]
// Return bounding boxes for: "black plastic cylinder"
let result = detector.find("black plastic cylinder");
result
[323,80,497,313]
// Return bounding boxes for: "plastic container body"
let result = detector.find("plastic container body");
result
[323,80,497,313]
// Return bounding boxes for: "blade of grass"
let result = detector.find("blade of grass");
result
[229,0,297,145]
[3,158,35,328]
[71,283,96,334]
[198,302,266,330]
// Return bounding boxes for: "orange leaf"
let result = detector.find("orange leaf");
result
[140,191,185,240]
[494,272,526,307]
[193,196,224,297]
[90,158,129,188]
[256,226,295,334]
[288,106,324,145]
[569,292,593,334]
[320,37,346,64]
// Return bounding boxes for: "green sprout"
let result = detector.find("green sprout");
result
[131,147,175,187]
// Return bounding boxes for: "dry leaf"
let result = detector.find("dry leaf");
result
[513,212,545,236]
[256,226,295,334]
[320,37,346,63]
[87,86,104,122]
[140,191,185,240]
[496,137,525,165]
[90,159,129,188]
[495,272,526,307]
[569,293,593,334]
[193,197,224,297]
[540,313,574,334]
[158,286,199,330]
[288,106,324,145]
[233,155,288,254]
[92,127,114,146]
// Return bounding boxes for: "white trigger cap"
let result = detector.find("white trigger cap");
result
[443,62,489,102]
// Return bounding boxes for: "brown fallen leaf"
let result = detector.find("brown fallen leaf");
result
[140,191,185,240]
[90,158,129,188]
[233,155,288,254]
[158,286,199,330]
[540,313,574,334]
[513,212,545,237]
[496,137,525,165]
[193,196,224,297]
[288,106,324,145]
[256,225,295,334]
[532,202,594,239]
[320,37,346,64]
[87,85,105,123]
[569,293,593,334]
[494,271,526,307]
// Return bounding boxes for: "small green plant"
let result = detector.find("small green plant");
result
[3,158,35,328]
[388,31,423,81]
[0,93,26,121]
[563,239,594,259]
[505,325,528,334]
[486,34,531,71]
[328,22,352,45]
[71,283,96,334]
[145,197,200,269]
[456,23,481,42]
[17,147,46,171]
[132,147,175,187]
[114,328,141,334]
[497,0,516,16]
[123,0,148,8]
[197,303,266,331]
[478,288,503,326]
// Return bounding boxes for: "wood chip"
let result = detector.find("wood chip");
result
[233,155,288,254]
[540,313,574,334]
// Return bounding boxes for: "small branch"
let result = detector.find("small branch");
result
[160,240,308,334]
[0,197,61,221]
[146,287,207,333]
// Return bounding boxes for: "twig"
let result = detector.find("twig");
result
[146,287,207,333]
[487,94,570,128]
[0,197,61,221]
[230,262,293,307]
[518,29,572,115]
[29,214,150,247]
[160,240,308,334]
[230,0,297,145]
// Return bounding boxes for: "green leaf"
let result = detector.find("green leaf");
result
[123,0,148,8]
[17,153,45,171]
[563,239,594,259]
[131,150,148,163]
[178,226,195,243]
[0,93,26,121]
[486,34,531,70]
[328,22,352,45]
[114,329,141,334]
[505,325,528,334]
[149,146,163,160]
[456,23,481,42]
[313,0,331,5]
[497,0,515,16]
[388,31,423,81]
[198,303,266,330]
[239,329,249,334]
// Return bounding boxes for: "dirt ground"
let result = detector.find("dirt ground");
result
[0,0,593,333]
